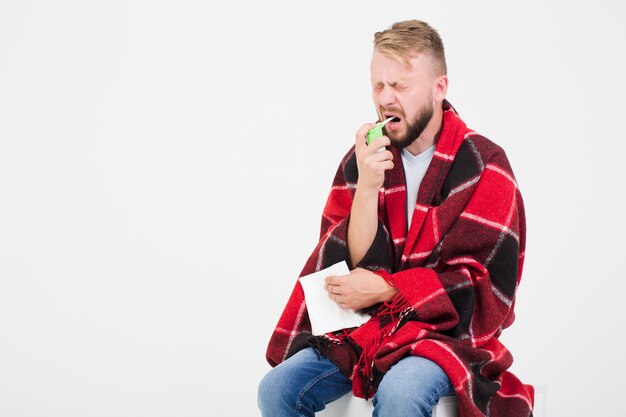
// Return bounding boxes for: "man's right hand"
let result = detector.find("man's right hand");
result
[347,124,395,267]
[354,123,395,194]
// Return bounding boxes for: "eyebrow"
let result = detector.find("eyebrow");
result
[372,80,403,88]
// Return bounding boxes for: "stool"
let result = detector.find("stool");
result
[318,385,546,417]
[318,394,458,417]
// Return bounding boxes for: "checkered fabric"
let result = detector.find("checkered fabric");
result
[266,101,534,417]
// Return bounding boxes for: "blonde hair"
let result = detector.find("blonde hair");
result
[374,20,447,75]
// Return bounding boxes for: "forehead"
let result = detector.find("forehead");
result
[370,50,432,83]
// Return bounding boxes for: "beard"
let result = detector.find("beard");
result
[384,101,434,150]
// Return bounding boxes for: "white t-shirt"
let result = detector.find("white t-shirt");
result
[401,145,436,227]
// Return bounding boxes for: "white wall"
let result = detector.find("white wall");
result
[1,1,624,416]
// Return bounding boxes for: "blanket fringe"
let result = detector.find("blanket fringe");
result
[354,330,385,399]
[353,294,414,398]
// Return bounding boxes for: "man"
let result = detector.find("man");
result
[259,20,534,417]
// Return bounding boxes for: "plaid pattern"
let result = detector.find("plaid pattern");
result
[266,101,534,417]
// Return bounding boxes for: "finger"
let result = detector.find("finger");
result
[325,275,340,287]
[336,296,354,310]
[370,148,393,162]
[335,293,350,308]
[336,301,348,309]
[363,136,391,157]
[329,284,343,296]
[369,136,391,153]
[328,290,342,303]
[381,160,394,172]
[360,155,394,177]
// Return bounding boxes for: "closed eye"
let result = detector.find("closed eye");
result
[372,81,409,92]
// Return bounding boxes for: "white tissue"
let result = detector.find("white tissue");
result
[299,261,371,335]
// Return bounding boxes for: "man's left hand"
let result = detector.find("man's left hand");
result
[324,268,397,310]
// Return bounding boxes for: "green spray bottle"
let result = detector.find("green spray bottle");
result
[366,116,395,151]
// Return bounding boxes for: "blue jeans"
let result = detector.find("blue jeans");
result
[258,348,455,417]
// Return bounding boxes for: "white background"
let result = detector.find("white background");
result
[1,1,625,416]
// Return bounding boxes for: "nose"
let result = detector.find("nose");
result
[378,85,397,108]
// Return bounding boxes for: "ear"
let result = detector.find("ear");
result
[433,75,448,102]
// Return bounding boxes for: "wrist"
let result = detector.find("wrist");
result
[375,270,397,303]
[355,182,380,200]
[381,287,398,303]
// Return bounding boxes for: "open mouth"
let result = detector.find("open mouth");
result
[383,114,402,130]
[383,112,401,122]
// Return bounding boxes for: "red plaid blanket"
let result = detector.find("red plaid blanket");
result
[266,101,534,417]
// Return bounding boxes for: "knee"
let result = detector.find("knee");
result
[257,369,274,407]
[375,377,432,410]
[258,366,294,412]
[374,382,433,417]
[373,357,451,417]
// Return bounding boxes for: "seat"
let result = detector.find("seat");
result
[318,386,547,417]
[318,394,458,417]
